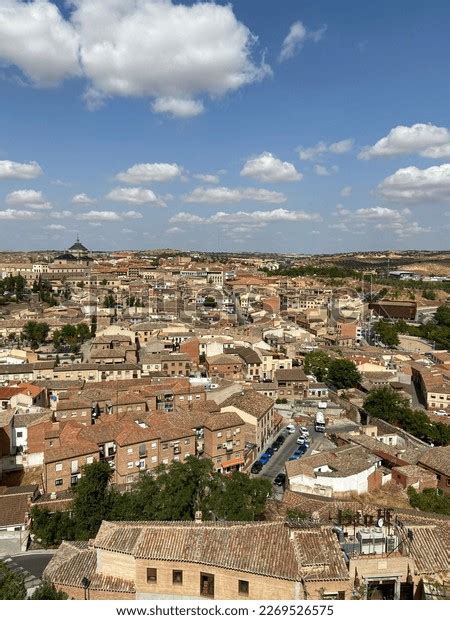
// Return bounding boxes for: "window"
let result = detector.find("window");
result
[128,448,133,454]
[151,442,157,450]
[146,568,157,583]
[55,478,63,486]
[71,460,79,473]
[200,573,214,597]
[238,580,249,596]
[184,438,190,445]
[127,461,133,469]
[162,443,168,450]
[55,463,62,472]
[173,570,183,585]
[217,432,222,438]
[16,431,23,438]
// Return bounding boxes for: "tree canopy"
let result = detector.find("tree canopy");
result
[303,350,330,382]
[29,580,68,600]
[21,320,50,349]
[363,387,450,446]
[31,458,272,547]
[0,561,26,600]
[407,487,450,515]
[53,323,91,353]
[327,359,361,389]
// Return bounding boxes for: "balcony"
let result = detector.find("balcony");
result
[224,441,233,452]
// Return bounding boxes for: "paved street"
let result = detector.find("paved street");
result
[10,552,54,578]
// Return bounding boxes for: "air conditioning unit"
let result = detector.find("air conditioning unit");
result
[135,461,141,466]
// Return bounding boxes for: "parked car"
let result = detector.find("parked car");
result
[273,473,286,487]
[275,434,286,445]
[293,447,304,458]
[259,453,270,465]
[266,447,274,456]
[288,454,299,461]
[300,427,309,436]
[270,442,279,452]
[250,461,263,474]
[296,437,305,445]
[286,424,296,434]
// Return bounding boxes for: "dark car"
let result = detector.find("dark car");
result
[273,473,286,487]
[266,447,275,457]
[275,435,286,445]
[251,461,263,474]
[270,442,279,452]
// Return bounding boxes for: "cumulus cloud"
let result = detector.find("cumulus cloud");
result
[166,226,184,234]
[5,189,51,209]
[0,209,40,220]
[279,21,326,62]
[0,1,270,117]
[116,162,183,183]
[241,152,302,182]
[72,193,96,205]
[170,208,320,225]
[151,97,204,118]
[340,185,352,197]
[106,187,166,206]
[0,159,43,179]
[0,0,80,85]
[184,186,286,204]
[314,164,338,176]
[298,139,353,161]
[77,210,142,221]
[331,205,429,238]
[359,123,450,160]
[193,173,220,184]
[377,164,450,203]
[354,207,411,221]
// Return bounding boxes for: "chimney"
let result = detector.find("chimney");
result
[195,511,203,523]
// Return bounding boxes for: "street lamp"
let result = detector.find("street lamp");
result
[81,576,90,600]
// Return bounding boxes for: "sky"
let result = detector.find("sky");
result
[1,0,450,253]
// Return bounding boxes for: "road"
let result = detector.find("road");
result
[9,552,54,578]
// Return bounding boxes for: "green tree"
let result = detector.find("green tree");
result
[203,296,217,308]
[72,460,114,539]
[303,350,331,382]
[327,359,361,389]
[21,320,50,349]
[407,487,450,515]
[435,305,450,327]
[0,560,26,600]
[29,580,68,600]
[209,472,271,521]
[30,506,75,547]
[373,320,400,347]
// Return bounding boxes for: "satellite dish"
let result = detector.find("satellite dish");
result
[377,518,384,528]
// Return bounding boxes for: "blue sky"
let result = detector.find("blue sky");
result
[1,0,450,253]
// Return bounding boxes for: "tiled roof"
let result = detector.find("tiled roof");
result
[0,494,28,527]
[418,446,450,477]
[275,368,308,382]
[408,525,450,574]
[286,445,378,479]
[221,390,274,420]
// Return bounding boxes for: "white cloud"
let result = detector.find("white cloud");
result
[72,192,96,205]
[0,0,80,85]
[193,173,220,184]
[241,152,302,182]
[314,164,338,176]
[354,207,411,221]
[152,97,204,118]
[77,210,143,222]
[166,226,184,234]
[5,189,51,209]
[0,159,43,179]
[279,21,326,62]
[106,187,166,206]
[377,164,450,203]
[170,208,320,225]
[298,139,353,161]
[116,162,183,183]
[184,186,286,204]
[0,209,40,220]
[359,123,450,160]
[47,223,66,230]
[0,1,270,117]
[340,185,352,197]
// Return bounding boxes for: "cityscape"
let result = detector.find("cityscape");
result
[0,0,449,605]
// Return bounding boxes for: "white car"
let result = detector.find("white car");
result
[435,410,448,416]
[286,424,296,434]
[300,426,308,434]
[296,437,305,445]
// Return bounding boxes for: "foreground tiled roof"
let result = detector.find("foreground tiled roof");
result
[418,446,450,477]
[407,525,450,575]
[44,541,135,593]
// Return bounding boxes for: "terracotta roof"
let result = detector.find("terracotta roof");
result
[286,445,378,479]
[203,411,243,431]
[275,368,308,382]
[418,446,450,477]
[0,494,29,527]
[408,525,450,574]
[221,390,274,420]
